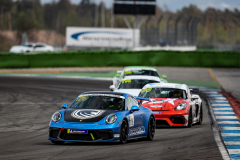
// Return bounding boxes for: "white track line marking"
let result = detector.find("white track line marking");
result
[227,150,240,154]
[218,121,240,124]
[216,116,238,119]
[213,108,233,110]
[212,128,231,160]
[224,142,240,145]
[210,101,229,102]
[221,127,240,130]
[222,133,240,136]
[209,97,227,100]
[214,112,235,114]
[212,104,231,106]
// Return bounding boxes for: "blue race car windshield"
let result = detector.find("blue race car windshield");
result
[124,69,159,77]
[139,88,187,99]
[118,79,159,89]
[69,95,125,111]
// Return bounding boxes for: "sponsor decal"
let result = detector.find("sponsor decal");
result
[71,109,105,119]
[67,129,88,134]
[160,99,175,105]
[71,31,124,41]
[76,95,89,102]
[175,84,182,88]
[127,114,134,127]
[144,99,176,105]
[96,123,105,125]
[129,126,145,135]
[153,112,161,114]
[114,134,120,137]
[141,88,152,93]
[122,79,131,84]
[151,105,162,109]
[124,70,133,75]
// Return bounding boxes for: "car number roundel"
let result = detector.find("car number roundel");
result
[71,109,105,119]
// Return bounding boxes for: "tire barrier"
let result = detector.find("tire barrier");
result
[0,50,239,68]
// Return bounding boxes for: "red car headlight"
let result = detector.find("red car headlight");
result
[175,103,187,110]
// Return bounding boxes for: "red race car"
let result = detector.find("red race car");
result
[139,83,202,127]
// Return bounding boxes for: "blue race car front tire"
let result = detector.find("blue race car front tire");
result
[147,116,155,141]
[119,119,128,144]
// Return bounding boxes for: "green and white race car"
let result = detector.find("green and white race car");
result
[110,66,167,91]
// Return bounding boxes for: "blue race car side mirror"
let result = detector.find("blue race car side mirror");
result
[62,103,68,109]
[130,106,139,113]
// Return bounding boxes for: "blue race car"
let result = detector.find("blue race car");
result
[49,91,155,144]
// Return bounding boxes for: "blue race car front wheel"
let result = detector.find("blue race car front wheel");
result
[147,116,155,141]
[119,119,128,144]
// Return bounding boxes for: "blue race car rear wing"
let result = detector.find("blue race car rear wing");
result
[134,96,150,101]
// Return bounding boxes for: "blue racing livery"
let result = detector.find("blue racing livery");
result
[49,91,155,144]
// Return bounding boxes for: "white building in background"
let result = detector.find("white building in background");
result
[66,27,140,50]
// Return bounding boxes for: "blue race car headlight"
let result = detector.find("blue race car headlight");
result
[105,114,118,124]
[175,103,187,110]
[52,112,62,122]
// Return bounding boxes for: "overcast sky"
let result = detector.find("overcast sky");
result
[39,0,240,11]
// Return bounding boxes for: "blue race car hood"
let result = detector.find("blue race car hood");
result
[64,109,117,122]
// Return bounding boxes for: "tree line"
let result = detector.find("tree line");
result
[0,0,240,49]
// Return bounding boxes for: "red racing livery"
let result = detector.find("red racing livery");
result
[139,83,202,127]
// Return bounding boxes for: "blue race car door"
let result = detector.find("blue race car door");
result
[126,96,145,138]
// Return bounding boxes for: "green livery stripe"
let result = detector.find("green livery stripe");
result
[90,133,95,140]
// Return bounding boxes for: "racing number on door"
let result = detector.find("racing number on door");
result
[127,97,142,129]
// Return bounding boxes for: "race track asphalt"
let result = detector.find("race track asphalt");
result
[0,76,223,160]
[211,68,240,101]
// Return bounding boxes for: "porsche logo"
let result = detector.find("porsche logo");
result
[71,109,105,119]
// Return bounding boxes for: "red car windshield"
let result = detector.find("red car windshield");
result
[139,88,187,99]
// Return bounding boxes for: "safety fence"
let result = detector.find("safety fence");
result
[0,50,239,68]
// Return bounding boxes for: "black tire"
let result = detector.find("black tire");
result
[147,116,155,141]
[119,119,128,144]
[196,105,203,125]
[51,140,65,145]
[188,109,193,128]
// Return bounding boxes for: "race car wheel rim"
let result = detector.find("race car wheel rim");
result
[120,120,128,143]
[149,116,155,139]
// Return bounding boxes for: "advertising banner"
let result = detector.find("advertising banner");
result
[66,27,140,48]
